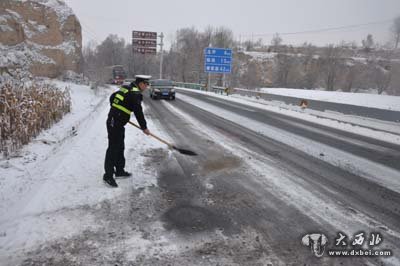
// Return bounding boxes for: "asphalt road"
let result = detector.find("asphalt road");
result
[143,90,400,265]
[16,90,400,266]
[233,89,400,122]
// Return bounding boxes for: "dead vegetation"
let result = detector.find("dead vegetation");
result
[0,79,71,157]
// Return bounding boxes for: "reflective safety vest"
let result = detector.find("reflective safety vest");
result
[111,86,140,115]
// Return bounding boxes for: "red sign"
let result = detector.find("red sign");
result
[132,47,157,55]
[132,39,157,47]
[132,31,157,40]
[132,30,158,54]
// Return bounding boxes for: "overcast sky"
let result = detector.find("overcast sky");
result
[64,0,400,49]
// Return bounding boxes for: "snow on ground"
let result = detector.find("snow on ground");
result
[0,81,167,260]
[232,91,400,135]
[173,93,400,195]
[14,0,75,26]
[257,87,400,111]
[161,100,400,247]
[175,88,400,144]
[1,80,399,263]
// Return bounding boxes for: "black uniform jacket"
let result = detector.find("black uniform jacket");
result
[108,84,147,129]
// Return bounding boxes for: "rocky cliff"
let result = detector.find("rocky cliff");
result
[0,0,82,78]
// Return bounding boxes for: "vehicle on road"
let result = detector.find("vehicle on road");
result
[103,65,127,85]
[149,79,175,100]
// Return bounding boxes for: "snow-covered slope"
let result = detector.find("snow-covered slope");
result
[0,0,82,78]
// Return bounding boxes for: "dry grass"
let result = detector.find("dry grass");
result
[0,81,71,157]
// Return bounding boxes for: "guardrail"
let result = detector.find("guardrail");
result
[174,82,206,91]
[173,82,232,95]
[212,86,230,95]
[174,85,400,123]
[231,88,400,123]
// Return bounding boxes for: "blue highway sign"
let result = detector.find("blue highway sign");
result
[204,47,232,73]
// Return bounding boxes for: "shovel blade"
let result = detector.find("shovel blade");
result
[173,147,197,156]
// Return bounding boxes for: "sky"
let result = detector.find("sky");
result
[64,0,400,49]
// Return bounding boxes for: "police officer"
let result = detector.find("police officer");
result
[103,75,151,187]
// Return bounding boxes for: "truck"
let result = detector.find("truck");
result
[103,65,127,85]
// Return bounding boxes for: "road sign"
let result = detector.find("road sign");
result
[132,39,157,47]
[132,31,157,40]
[204,47,232,73]
[132,47,157,54]
[132,30,157,54]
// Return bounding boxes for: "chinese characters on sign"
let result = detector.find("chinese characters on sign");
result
[132,39,157,47]
[204,47,232,73]
[132,31,157,39]
[132,30,157,54]
[132,47,157,54]
[334,232,383,247]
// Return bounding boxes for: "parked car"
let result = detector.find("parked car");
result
[149,79,175,100]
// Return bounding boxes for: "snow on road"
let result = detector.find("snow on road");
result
[0,82,165,262]
[172,93,400,193]
[176,87,400,143]
[258,87,400,111]
[1,80,399,264]
[160,99,400,265]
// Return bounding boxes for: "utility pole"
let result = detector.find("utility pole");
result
[159,32,164,79]
[207,43,211,91]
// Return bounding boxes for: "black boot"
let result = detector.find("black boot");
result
[103,174,118,187]
[115,170,132,179]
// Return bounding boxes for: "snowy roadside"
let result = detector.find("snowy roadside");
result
[0,81,167,262]
[175,87,400,144]
[173,93,400,191]
[159,99,400,266]
[258,87,400,111]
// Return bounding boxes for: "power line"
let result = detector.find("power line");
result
[81,27,101,43]
[242,19,393,37]
[79,20,103,44]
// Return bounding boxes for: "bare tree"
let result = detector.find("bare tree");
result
[391,16,400,49]
[388,63,400,95]
[243,39,255,51]
[362,34,374,53]
[271,33,282,51]
[320,45,343,91]
[241,61,263,89]
[82,40,99,81]
[173,27,202,82]
[211,26,234,86]
[212,26,234,48]
[274,53,293,87]
[163,49,180,80]
[302,44,321,89]
[342,64,362,92]
[373,65,392,94]
[96,35,126,67]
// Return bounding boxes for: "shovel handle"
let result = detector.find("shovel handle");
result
[128,121,174,148]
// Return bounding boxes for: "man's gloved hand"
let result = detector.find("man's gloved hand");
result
[143,129,150,135]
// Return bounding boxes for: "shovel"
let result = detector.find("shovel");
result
[128,121,197,156]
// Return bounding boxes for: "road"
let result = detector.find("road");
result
[143,89,400,265]
[14,88,400,266]
[233,88,400,122]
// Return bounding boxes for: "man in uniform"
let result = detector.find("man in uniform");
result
[103,75,151,187]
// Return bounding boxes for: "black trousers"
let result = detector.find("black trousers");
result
[104,116,125,177]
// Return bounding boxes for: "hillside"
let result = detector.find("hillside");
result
[235,46,400,96]
[0,0,82,78]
